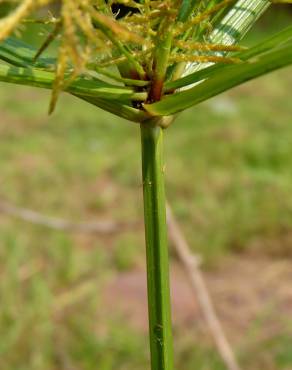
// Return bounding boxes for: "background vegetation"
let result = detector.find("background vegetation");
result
[0,6,292,370]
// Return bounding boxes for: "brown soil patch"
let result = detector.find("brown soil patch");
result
[104,255,292,343]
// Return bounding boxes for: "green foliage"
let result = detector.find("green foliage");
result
[0,0,290,121]
[145,39,292,115]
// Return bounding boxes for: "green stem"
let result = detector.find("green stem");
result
[149,21,173,102]
[140,121,174,370]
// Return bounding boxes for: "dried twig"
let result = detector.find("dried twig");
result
[0,200,136,235]
[166,204,241,370]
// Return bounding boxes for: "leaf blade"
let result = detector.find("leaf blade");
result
[0,64,146,102]
[145,43,292,116]
[0,37,56,68]
[184,0,271,75]
[165,24,292,91]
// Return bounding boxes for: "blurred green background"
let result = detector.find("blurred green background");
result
[0,5,292,370]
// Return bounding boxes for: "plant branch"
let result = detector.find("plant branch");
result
[0,200,135,235]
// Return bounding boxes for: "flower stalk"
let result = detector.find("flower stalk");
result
[140,120,174,370]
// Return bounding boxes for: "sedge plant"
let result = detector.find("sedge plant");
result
[0,1,292,369]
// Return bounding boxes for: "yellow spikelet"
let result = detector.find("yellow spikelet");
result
[175,40,247,52]
[49,43,69,114]
[170,54,242,64]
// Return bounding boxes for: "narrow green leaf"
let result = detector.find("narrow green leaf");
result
[238,24,292,59]
[0,38,148,120]
[145,43,292,116]
[77,95,149,123]
[0,37,56,68]
[0,64,147,102]
[165,24,292,91]
[210,0,270,45]
[185,0,270,75]
[0,48,28,67]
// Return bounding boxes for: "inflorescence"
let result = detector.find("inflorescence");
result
[0,0,287,111]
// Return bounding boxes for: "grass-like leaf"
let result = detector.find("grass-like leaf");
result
[0,64,147,102]
[165,24,292,91]
[145,42,292,116]
[185,0,271,75]
[0,37,148,121]
[0,37,56,68]
[77,95,148,123]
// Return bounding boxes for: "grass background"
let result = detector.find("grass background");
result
[0,6,292,370]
